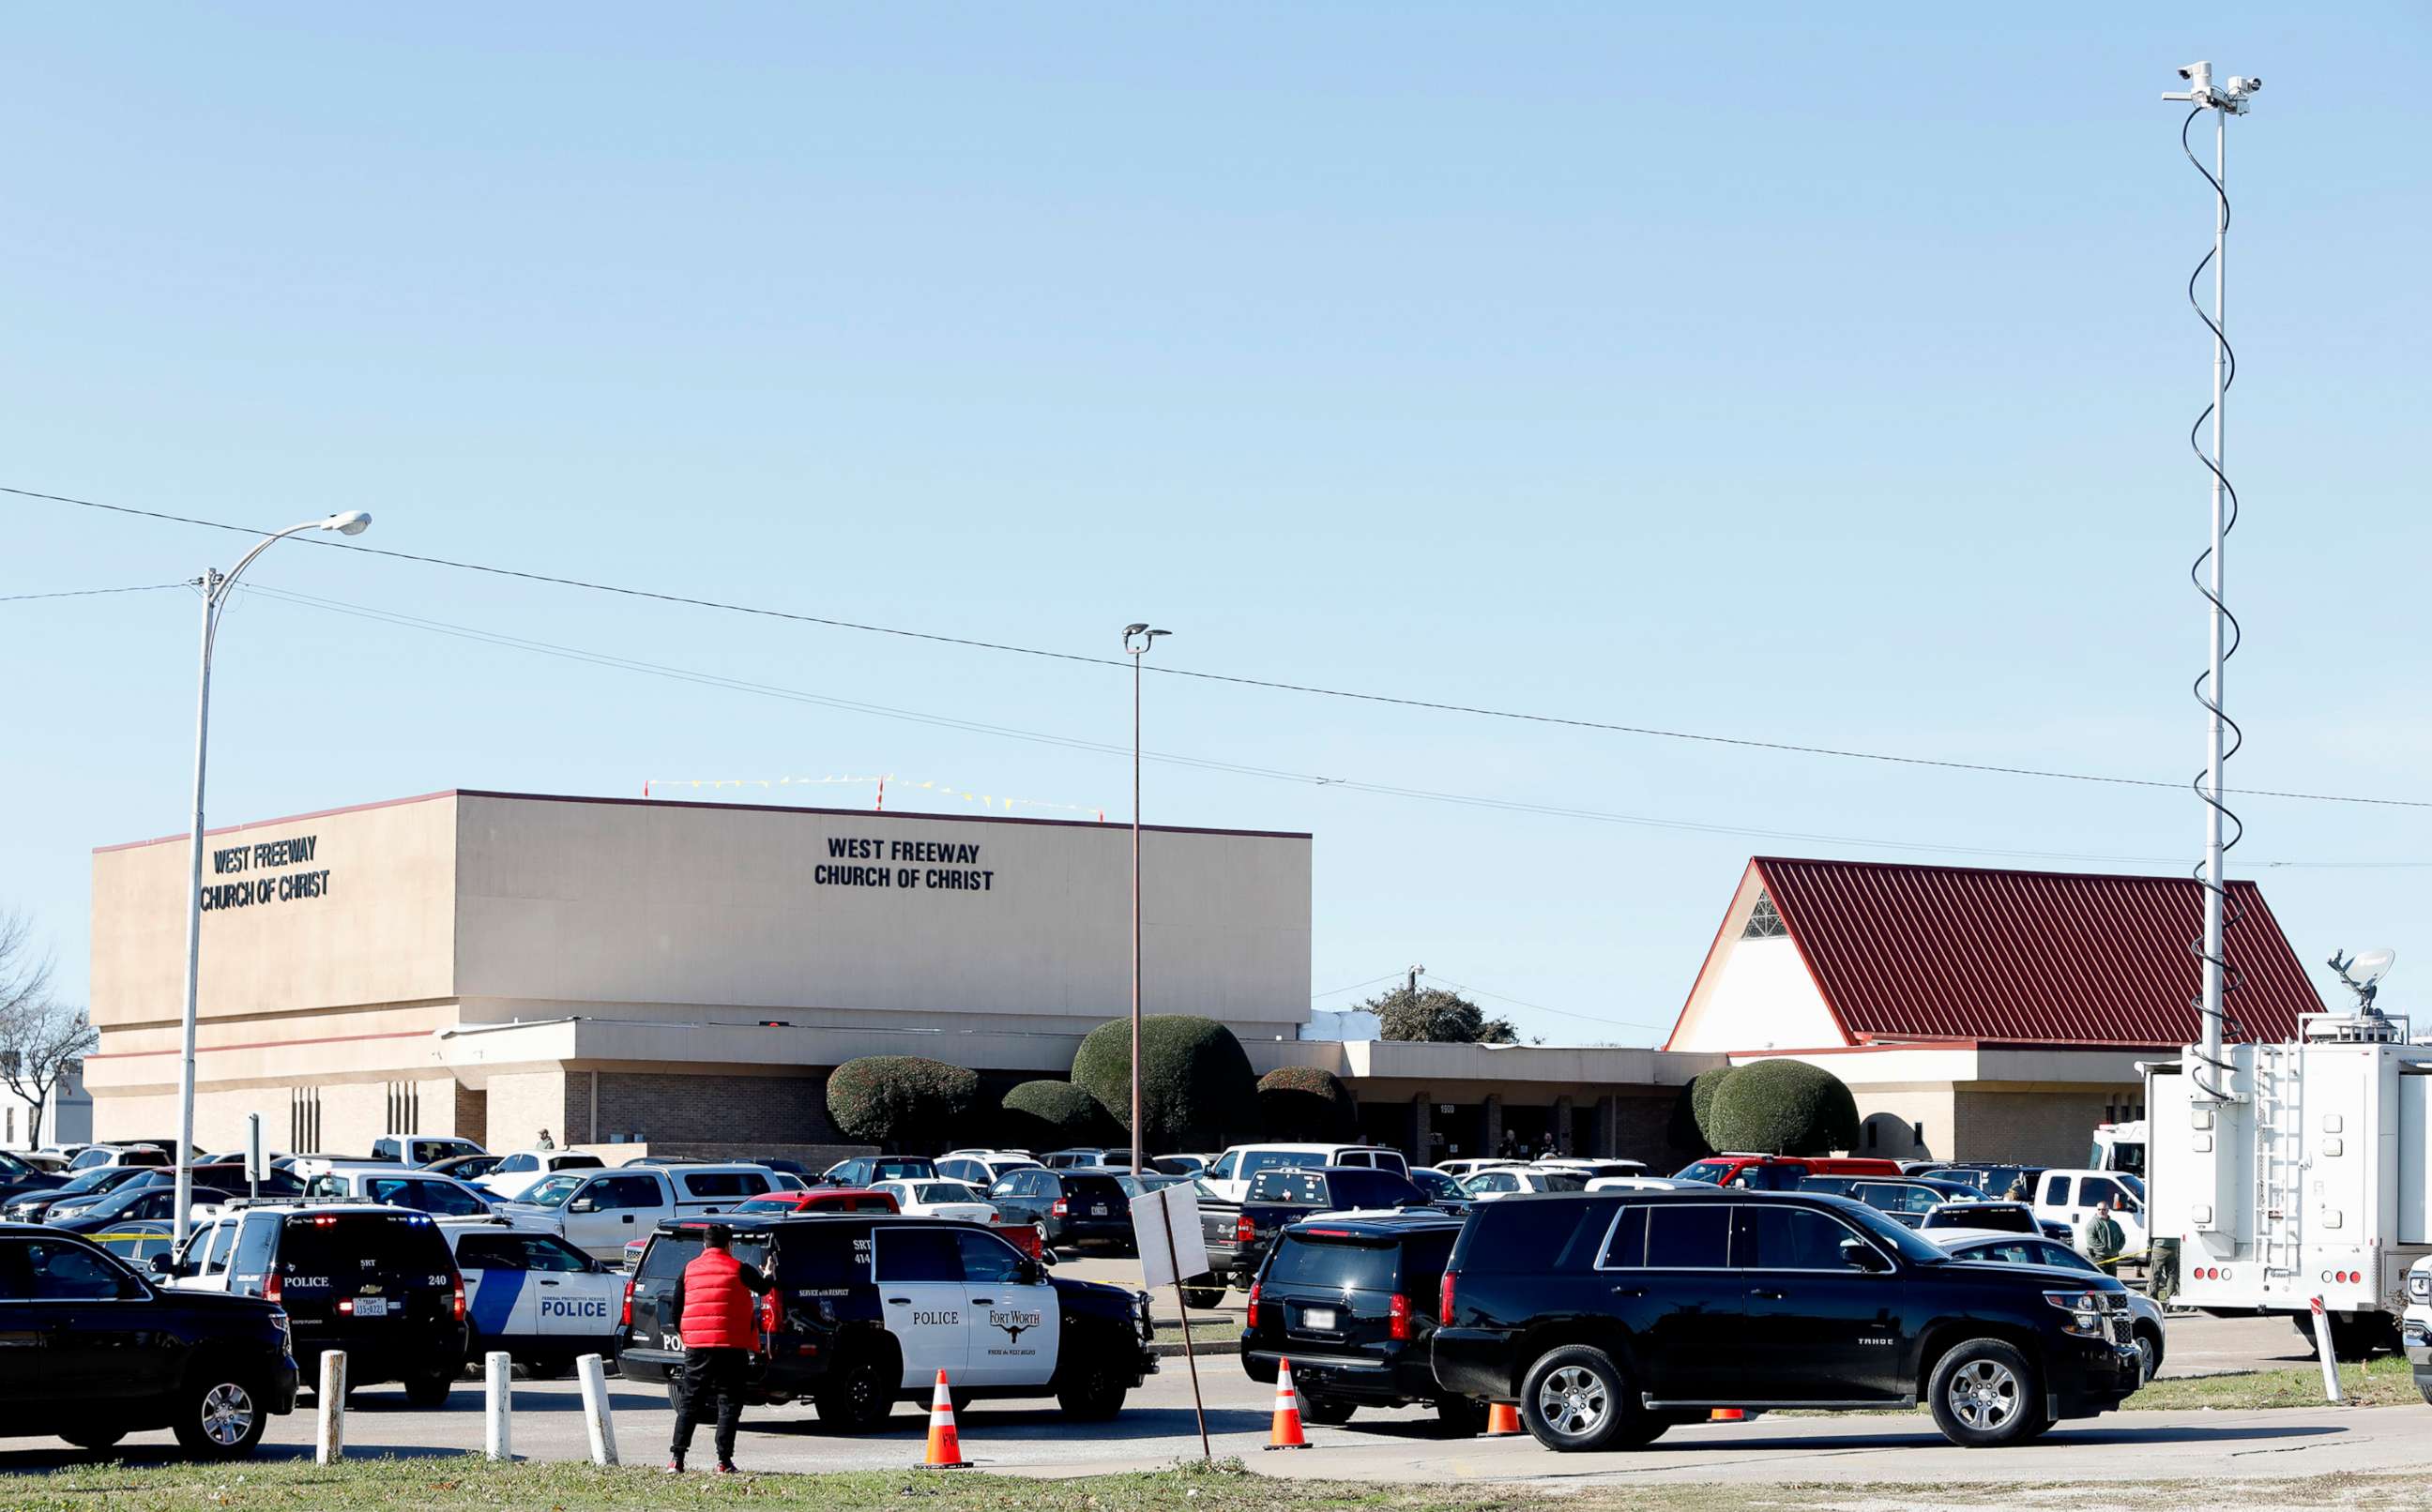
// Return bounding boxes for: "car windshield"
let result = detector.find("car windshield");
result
[54,1168,123,1196]
[918,1182,982,1203]
[521,1174,585,1209]
[1535,1173,1587,1192]
[1410,1170,1462,1200]
[1674,1160,1735,1184]
[2117,1174,2147,1201]
[1112,1173,1178,1198]
[1830,1198,1952,1263]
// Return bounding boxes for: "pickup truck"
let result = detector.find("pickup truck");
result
[1188,1165,1433,1307]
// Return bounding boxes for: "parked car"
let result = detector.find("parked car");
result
[819,1156,938,1188]
[1584,1176,1712,1193]
[1920,1200,2073,1243]
[1239,1212,1481,1431]
[1671,1155,1906,1188]
[1935,1165,2049,1202]
[0,1223,297,1457]
[1927,1227,2169,1381]
[65,1143,173,1172]
[84,1217,178,1266]
[1200,1144,1410,1203]
[1158,1154,1213,1176]
[372,1135,486,1168]
[478,1150,608,1202]
[301,1163,500,1217]
[5,1163,156,1222]
[447,1222,628,1376]
[1461,1168,1588,1201]
[500,1162,781,1261]
[618,1214,1157,1429]
[734,1187,902,1217]
[1041,1148,1198,1175]
[2404,1258,2431,1405]
[161,1202,468,1404]
[49,1182,237,1233]
[1435,1158,1526,1181]
[935,1151,1038,1186]
[429,1153,508,1184]
[2032,1171,2150,1255]
[1433,1189,2143,1449]
[1193,1165,1435,1305]
[1531,1159,1649,1179]
[876,1179,997,1222]
[1798,1174,1984,1228]
[1408,1167,1472,1212]
[0,1148,66,1205]
[987,1167,1152,1256]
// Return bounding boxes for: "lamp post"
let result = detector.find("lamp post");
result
[172,510,372,1246]
[1121,622,1169,1176]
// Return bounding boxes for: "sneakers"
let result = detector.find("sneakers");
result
[714,1462,738,1475]
[662,1460,684,1475]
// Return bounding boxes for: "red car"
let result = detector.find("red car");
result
[731,1187,902,1216]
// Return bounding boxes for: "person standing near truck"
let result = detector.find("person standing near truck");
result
[2077,1199,2125,1269]
[664,1224,772,1475]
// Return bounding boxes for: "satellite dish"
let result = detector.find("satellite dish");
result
[2353,948,2397,984]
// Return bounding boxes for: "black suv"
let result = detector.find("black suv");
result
[619,1214,1157,1430]
[987,1167,1156,1255]
[1239,1213,1482,1432]
[1433,1190,2141,1449]
[161,1202,468,1405]
[0,1222,297,1457]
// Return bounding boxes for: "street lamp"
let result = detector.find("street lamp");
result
[1122,622,1169,1176]
[172,510,372,1245]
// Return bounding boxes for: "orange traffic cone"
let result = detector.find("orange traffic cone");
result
[921,1369,971,1469]
[1266,1359,1310,1450]
[1709,1408,1746,1422]
[1484,1401,1524,1436]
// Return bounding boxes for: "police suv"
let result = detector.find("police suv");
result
[447,1221,629,1375]
[617,1214,1157,1430]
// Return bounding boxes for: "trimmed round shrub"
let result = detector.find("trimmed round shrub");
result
[1670,1066,1739,1152]
[1257,1066,1359,1142]
[998,1080,1118,1149]
[1705,1060,1860,1157]
[1072,1015,1258,1152]
[825,1055,980,1153]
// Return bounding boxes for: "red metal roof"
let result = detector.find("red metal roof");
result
[1747,856,2320,1048]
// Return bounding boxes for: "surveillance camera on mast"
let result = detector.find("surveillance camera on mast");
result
[2164,60,2257,113]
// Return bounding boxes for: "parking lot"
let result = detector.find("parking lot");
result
[2,1358,2419,1489]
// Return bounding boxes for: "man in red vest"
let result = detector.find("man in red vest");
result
[664,1224,772,1474]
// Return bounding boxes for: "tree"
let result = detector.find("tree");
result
[1668,1066,1738,1154]
[997,1080,1119,1149]
[0,913,91,1150]
[824,1056,980,1153]
[1257,1066,1359,1141]
[1362,985,1516,1045]
[1705,1060,1860,1157]
[1071,1015,1259,1152]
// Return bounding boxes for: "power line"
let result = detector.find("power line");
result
[0,582,188,603]
[1423,973,1672,1036]
[1310,974,1403,1002]
[230,582,2417,871]
[22,482,2432,812]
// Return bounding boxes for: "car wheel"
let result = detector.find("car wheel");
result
[1519,1344,1664,1452]
[1053,1335,1131,1421]
[2417,1376,2432,1409]
[1180,1287,1226,1310]
[63,1426,128,1452]
[1434,1395,1488,1437]
[1926,1338,2045,1447]
[172,1373,266,1459]
[1300,1393,1356,1425]
[402,1367,456,1408]
[814,1343,899,1432]
[2133,1324,2164,1383]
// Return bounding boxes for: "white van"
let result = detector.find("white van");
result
[498,1163,781,1261]
[1199,1143,1409,1204]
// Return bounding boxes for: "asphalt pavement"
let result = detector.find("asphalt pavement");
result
[1,1344,2420,1487]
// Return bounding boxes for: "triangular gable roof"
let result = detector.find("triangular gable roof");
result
[1667,855,2321,1049]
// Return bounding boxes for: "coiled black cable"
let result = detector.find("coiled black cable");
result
[2180,106,2248,1090]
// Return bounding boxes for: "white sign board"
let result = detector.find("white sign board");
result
[1130,1182,1209,1292]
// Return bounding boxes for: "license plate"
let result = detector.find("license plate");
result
[1090,1205,1108,1216]
[354,1296,389,1318]
[1301,1306,1336,1329]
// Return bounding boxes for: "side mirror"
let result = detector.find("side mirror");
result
[148,1252,175,1276]
[1038,1249,1059,1267]
[568,1199,597,1214]
[1844,1241,1892,1274]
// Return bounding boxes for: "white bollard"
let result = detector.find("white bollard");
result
[315,1351,347,1464]
[484,1351,514,1461]
[576,1352,618,1466]
[2310,1296,2345,1403]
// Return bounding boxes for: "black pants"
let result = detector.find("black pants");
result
[672,1348,749,1466]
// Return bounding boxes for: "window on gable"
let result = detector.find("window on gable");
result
[1741,892,1787,940]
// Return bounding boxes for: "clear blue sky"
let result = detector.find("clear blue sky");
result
[7,6,2426,1044]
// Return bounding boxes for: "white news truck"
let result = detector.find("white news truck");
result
[2149,1000,2432,1359]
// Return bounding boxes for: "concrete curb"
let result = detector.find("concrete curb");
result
[1151,1338,1240,1358]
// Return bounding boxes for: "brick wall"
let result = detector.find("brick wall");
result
[591,1071,843,1147]
[1954,1087,2137,1168]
